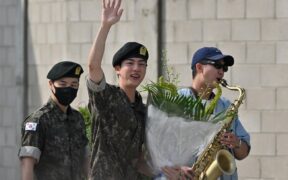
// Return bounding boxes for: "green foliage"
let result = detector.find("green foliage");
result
[143,77,213,121]
[161,50,180,86]
[78,106,92,148]
[142,50,225,123]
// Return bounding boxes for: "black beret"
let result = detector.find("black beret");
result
[47,61,84,81]
[112,42,149,67]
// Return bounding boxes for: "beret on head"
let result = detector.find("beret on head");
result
[47,61,84,81]
[112,42,149,67]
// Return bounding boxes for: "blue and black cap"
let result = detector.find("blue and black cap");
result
[191,47,234,70]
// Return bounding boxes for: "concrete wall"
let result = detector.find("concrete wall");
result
[26,0,158,110]
[0,0,288,179]
[0,0,23,179]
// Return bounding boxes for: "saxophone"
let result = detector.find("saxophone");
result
[191,79,246,180]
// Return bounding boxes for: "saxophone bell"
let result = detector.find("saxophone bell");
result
[192,79,245,180]
[200,149,236,180]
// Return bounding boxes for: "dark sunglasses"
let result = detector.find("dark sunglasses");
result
[200,60,228,72]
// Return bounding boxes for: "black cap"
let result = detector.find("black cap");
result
[47,61,84,81]
[112,42,149,67]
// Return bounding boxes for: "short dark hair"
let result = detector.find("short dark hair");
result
[192,67,197,79]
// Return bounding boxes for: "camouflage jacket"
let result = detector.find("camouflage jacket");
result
[87,77,146,180]
[19,98,88,180]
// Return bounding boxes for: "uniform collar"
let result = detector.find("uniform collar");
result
[47,98,72,121]
[118,87,145,111]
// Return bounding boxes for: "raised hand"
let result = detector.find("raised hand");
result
[102,0,123,26]
[88,0,124,83]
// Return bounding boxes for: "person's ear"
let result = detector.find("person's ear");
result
[195,63,203,73]
[48,80,53,87]
[114,65,121,75]
[48,80,55,92]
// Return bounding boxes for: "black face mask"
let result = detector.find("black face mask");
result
[53,86,78,106]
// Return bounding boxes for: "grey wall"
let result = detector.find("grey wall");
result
[0,0,23,179]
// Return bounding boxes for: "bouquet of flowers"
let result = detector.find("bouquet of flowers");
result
[142,76,227,175]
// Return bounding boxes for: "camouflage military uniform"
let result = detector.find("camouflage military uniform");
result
[87,77,146,180]
[19,98,88,180]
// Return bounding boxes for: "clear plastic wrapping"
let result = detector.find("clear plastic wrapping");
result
[145,105,222,175]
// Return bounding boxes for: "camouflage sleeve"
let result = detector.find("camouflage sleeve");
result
[86,75,106,92]
[18,115,45,162]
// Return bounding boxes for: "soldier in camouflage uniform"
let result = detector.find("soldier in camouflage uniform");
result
[87,0,152,179]
[19,61,89,180]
